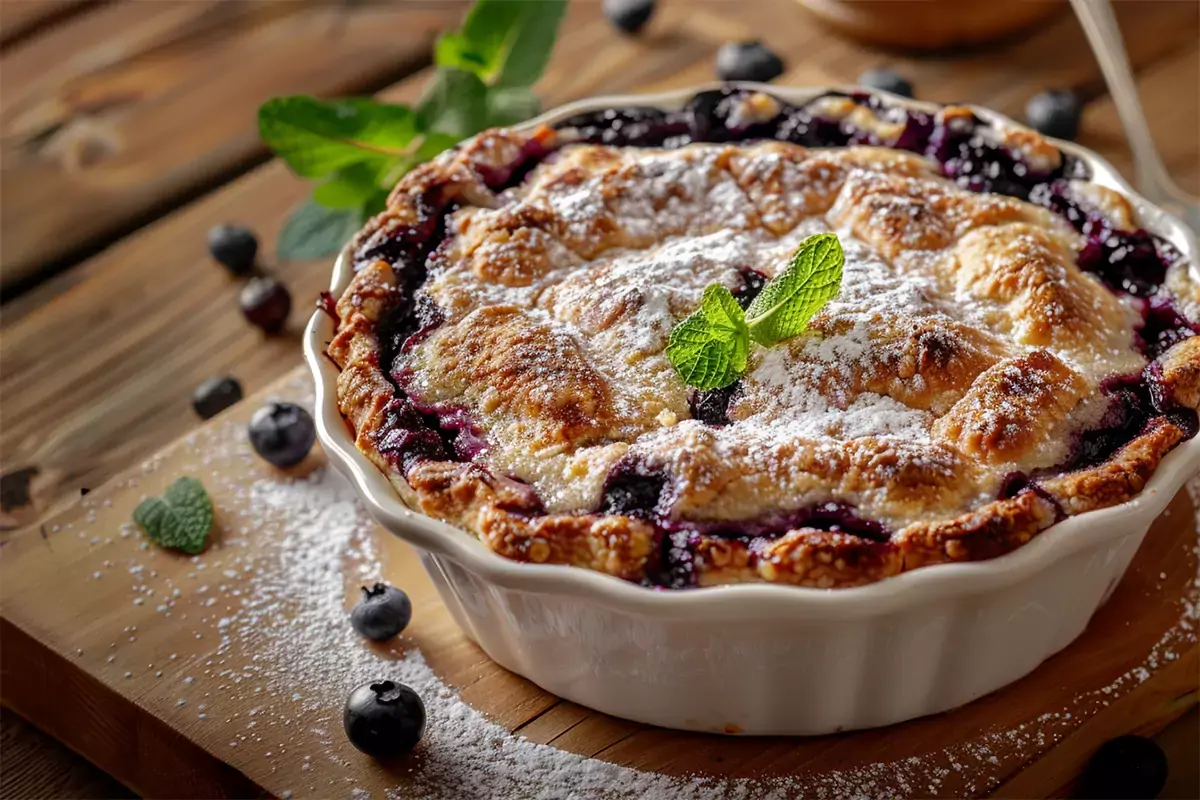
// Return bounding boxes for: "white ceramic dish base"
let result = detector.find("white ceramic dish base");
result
[306,84,1200,735]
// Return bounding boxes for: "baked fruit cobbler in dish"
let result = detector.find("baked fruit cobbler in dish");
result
[325,87,1200,589]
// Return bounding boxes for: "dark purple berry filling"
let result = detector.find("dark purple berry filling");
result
[318,290,340,325]
[647,530,702,590]
[688,383,741,427]
[600,460,671,518]
[558,107,688,148]
[732,267,768,308]
[1133,295,1198,360]
[641,501,891,589]
[352,87,1196,586]
[659,500,890,542]
[375,397,452,473]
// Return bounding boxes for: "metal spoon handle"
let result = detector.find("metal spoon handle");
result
[1068,0,1171,192]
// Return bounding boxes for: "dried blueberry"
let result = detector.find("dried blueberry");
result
[857,68,914,99]
[1025,89,1083,141]
[248,401,315,468]
[207,224,258,275]
[715,41,785,83]
[603,0,654,34]
[1077,735,1167,799]
[344,680,425,758]
[350,583,412,641]
[239,276,291,334]
[192,376,243,420]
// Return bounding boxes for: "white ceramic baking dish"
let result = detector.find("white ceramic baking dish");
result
[304,84,1200,735]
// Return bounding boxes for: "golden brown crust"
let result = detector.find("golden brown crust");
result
[327,116,1200,589]
[932,350,1088,465]
[896,490,1058,568]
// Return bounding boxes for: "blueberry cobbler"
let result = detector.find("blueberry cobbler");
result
[325,87,1200,589]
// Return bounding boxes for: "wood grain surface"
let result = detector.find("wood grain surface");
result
[0,0,467,288]
[0,0,97,47]
[3,0,1197,536]
[1,370,1197,798]
[2,0,1199,796]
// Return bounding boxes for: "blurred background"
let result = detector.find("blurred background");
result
[0,0,1197,797]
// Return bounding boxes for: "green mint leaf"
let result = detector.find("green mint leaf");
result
[435,0,566,88]
[312,161,391,209]
[486,86,542,128]
[666,284,749,390]
[132,477,213,554]
[259,96,418,179]
[278,198,367,261]
[417,68,489,137]
[746,232,844,347]
[415,131,460,161]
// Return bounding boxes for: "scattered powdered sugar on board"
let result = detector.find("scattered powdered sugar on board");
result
[73,386,1198,798]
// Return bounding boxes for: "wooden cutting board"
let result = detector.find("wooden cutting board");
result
[2,369,1197,799]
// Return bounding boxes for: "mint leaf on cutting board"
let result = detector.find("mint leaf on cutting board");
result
[132,476,213,554]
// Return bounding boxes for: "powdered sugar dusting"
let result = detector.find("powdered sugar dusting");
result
[67,385,1197,798]
[398,142,1164,529]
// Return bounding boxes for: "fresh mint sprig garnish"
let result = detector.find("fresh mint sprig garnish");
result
[258,0,565,261]
[666,284,751,390]
[666,233,845,389]
[132,477,214,554]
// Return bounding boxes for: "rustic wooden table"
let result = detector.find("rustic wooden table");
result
[1,0,1197,797]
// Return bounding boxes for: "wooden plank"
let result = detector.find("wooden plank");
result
[0,710,133,799]
[3,0,1197,533]
[0,0,467,288]
[1081,42,1200,195]
[0,0,98,47]
[1,3,1198,796]
[1,619,263,799]
[0,369,1196,797]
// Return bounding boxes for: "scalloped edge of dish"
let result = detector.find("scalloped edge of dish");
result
[304,82,1200,618]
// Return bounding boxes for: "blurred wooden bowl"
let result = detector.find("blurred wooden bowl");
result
[796,0,1064,50]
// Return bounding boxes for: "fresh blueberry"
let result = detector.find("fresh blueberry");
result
[239,276,291,333]
[715,41,785,83]
[192,376,243,420]
[350,583,412,641]
[248,401,315,468]
[207,224,258,275]
[603,0,654,34]
[343,680,425,758]
[1025,89,1083,141]
[1077,735,1168,799]
[858,68,914,99]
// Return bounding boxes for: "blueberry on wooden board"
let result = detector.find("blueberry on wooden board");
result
[350,583,412,641]
[207,224,258,275]
[240,276,291,333]
[248,402,315,468]
[715,41,785,83]
[858,68,914,99]
[192,376,243,420]
[603,0,654,34]
[1025,89,1083,141]
[344,680,426,758]
[1077,735,1168,799]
